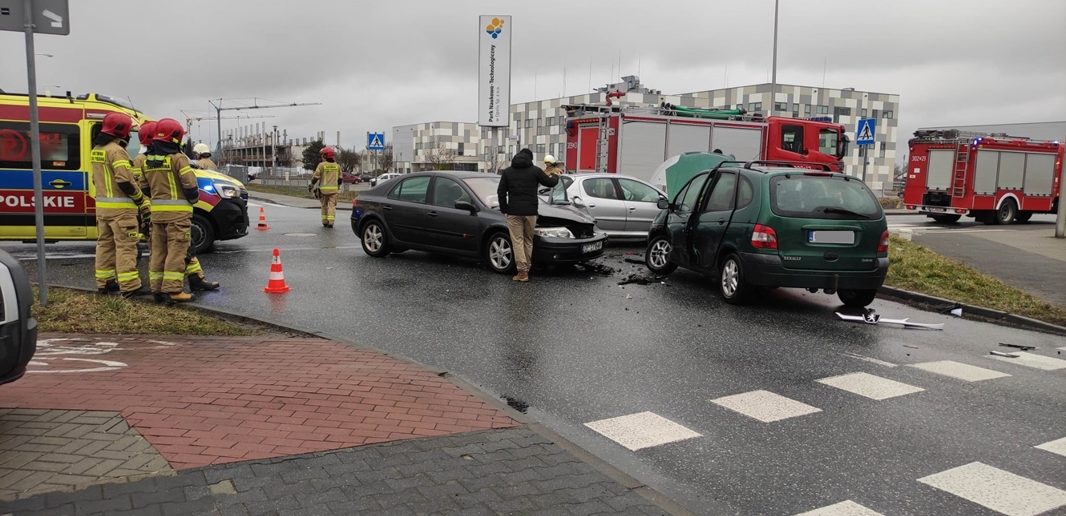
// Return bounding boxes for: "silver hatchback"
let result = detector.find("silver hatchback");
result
[556,174,667,240]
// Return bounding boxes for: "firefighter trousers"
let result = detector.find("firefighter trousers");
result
[320,192,337,224]
[149,217,192,294]
[95,213,142,292]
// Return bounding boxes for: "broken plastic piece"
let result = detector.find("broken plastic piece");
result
[835,311,945,330]
[998,343,1036,351]
[989,350,1020,358]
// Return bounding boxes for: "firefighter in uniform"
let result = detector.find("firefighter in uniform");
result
[143,118,199,303]
[309,147,341,227]
[134,123,219,292]
[92,113,151,297]
[192,143,217,171]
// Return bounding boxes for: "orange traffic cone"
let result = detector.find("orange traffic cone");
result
[256,207,270,231]
[263,248,290,293]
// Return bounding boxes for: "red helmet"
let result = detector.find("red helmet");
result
[100,113,133,139]
[138,121,157,146]
[320,146,336,159]
[152,118,185,144]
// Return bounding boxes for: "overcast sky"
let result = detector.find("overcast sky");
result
[1,0,1063,160]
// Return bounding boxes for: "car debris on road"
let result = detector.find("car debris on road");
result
[836,310,945,330]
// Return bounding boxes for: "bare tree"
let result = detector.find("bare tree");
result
[425,144,457,170]
[336,147,361,173]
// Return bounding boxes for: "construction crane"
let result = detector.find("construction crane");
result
[180,110,277,142]
[206,97,322,152]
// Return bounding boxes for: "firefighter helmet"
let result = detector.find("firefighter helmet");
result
[320,146,336,159]
[100,113,133,139]
[138,121,157,146]
[193,143,211,156]
[153,118,185,144]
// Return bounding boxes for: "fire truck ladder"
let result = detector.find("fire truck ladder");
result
[952,142,969,198]
[597,117,610,173]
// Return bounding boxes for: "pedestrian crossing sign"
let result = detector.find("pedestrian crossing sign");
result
[856,118,876,146]
[367,132,385,151]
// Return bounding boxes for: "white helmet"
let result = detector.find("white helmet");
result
[193,143,210,155]
[543,154,559,165]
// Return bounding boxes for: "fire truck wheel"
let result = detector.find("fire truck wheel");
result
[1014,212,1032,223]
[993,199,1018,225]
[929,214,961,224]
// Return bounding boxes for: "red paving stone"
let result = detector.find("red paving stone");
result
[0,335,516,469]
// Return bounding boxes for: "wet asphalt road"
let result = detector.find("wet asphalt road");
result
[8,201,1066,515]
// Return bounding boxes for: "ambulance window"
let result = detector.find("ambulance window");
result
[0,121,80,170]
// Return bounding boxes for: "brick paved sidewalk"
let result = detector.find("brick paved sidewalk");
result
[0,335,673,514]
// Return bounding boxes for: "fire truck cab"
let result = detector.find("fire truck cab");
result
[563,103,849,181]
[903,129,1063,224]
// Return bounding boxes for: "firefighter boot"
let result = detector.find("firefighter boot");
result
[188,274,220,291]
[167,292,194,304]
[121,286,152,299]
[98,279,120,295]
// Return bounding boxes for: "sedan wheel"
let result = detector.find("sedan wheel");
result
[361,220,389,257]
[485,232,516,274]
[645,235,677,275]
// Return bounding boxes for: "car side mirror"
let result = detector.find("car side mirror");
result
[0,250,37,385]
[572,196,586,208]
[800,147,810,155]
[454,201,478,213]
[657,197,670,210]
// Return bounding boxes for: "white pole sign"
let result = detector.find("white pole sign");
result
[478,15,511,127]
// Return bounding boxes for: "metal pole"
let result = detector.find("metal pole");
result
[769,0,779,117]
[861,145,868,183]
[1055,190,1065,238]
[24,0,47,306]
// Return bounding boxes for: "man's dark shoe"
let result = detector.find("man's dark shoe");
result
[120,286,152,299]
[188,275,220,291]
[97,279,120,295]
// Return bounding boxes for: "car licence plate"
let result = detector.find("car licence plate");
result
[582,241,603,254]
[808,230,855,244]
[926,207,946,213]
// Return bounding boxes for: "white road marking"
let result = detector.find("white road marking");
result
[816,372,924,400]
[584,411,701,451]
[711,390,821,423]
[795,500,884,516]
[909,360,1011,382]
[918,462,1066,516]
[1035,437,1066,458]
[841,352,898,368]
[989,352,1066,371]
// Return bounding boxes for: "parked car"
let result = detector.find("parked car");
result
[645,162,889,306]
[547,174,667,240]
[359,173,374,183]
[0,250,37,385]
[352,171,607,273]
[341,172,361,184]
[370,172,402,187]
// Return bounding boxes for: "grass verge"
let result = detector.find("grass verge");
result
[885,235,1066,325]
[246,183,359,202]
[34,287,260,336]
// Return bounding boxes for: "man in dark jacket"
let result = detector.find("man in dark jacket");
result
[497,148,559,281]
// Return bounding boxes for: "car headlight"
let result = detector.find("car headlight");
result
[534,226,574,239]
[213,181,241,199]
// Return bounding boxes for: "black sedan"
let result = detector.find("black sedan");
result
[351,171,607,273]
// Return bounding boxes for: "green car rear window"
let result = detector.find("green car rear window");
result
[770,175,881,219]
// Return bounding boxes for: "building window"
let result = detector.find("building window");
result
[884,110,894,119]
[879,141,886,155]
[792,103,799,112]
[525,119,532,128]
[872,109,879,119]
[804,104,811,114]
[536,144,545,154]
[457,142,464,156]
[774,102,788,112]
[833,106,851,119]
[818,105,829,115]
[860,108,867,118]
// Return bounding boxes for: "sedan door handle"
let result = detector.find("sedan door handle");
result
[628,207,637,211]
[588,203,596,208]
[427,211,438,217]
[383,205,393,211]
[717,219,726,225]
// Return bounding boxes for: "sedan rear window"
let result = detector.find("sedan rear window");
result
[770,175,881,219]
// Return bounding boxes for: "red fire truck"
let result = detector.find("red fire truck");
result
[562,103,849,181]
[903,129,1064,224]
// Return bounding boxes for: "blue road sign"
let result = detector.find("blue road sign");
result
[856,118,876,146]
[367,132,385,151]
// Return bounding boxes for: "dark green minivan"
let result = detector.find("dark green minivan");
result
[645,161,889,307]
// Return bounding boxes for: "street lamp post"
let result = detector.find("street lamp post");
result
[769,0,779,117]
